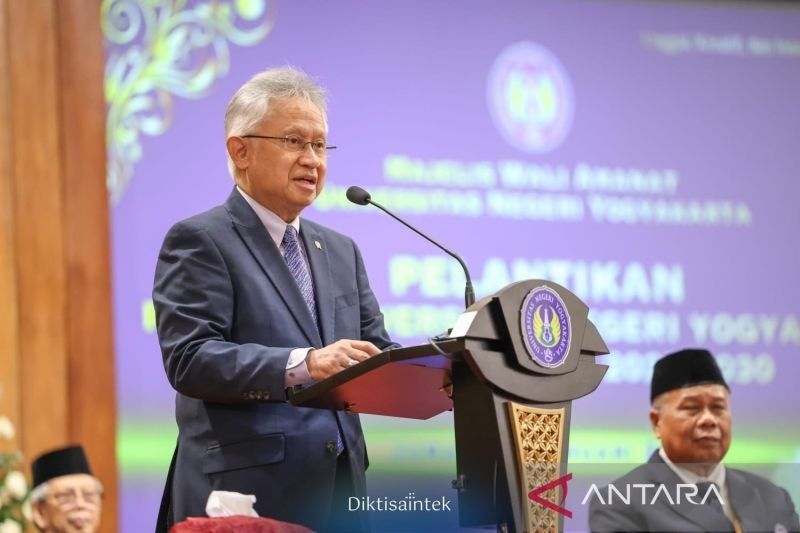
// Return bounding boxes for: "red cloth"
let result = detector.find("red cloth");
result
[170,516,314,533]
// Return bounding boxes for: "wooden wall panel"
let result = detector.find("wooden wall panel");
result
[0,0,21,454]
[56,0,119,529]
[0,1,118,530]
[7,0,70,452]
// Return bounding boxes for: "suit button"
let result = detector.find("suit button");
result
[326,441,336,453]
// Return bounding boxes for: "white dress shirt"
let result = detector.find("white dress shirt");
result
[659,447,735,523]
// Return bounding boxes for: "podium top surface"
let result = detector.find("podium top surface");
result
[289,338,466,419]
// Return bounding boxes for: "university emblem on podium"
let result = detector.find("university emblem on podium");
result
[521,285,572,368]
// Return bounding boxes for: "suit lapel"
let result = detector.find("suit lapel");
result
[646,452,734,532]
[727,468,766,531]
[224,189,322,347]
[300,222,335,346]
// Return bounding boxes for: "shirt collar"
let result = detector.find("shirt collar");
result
[236,186,300,248]
[658,447,726,488]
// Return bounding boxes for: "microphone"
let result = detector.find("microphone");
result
[346,185,475,308]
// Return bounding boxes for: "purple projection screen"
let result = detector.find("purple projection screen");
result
[105,0,800,530]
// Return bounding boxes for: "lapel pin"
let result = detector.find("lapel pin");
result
[314,240,322,250]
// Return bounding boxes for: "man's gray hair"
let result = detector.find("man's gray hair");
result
[651,393,665,411]
[29,481,50,504]
[224,66,328,178]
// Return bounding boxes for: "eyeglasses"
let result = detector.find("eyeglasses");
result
[241,134,336,157]
[50,487,103,507]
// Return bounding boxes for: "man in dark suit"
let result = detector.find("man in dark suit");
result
[589,349,799,532]
[153,66,396,532]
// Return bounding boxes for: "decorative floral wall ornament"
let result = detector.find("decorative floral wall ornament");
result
[103,0,275,204]
[0,416,29,533]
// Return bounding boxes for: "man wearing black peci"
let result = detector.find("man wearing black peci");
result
[589,348,799,532]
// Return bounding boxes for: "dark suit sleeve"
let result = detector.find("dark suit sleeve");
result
[153,221,293,403]
[589,493,645,533]
[353,241,398,351]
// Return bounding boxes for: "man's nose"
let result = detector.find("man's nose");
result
[697,408,720,427]
[298,144,321,167]
[73,495,91,508]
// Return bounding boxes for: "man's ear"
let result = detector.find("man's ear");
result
[226,136,249,171]
[649,407,661,439]
[32,500,50,531]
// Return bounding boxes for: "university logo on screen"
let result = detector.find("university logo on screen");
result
[487,41,574,153]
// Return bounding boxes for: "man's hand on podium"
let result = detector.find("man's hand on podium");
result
[307,339,381,380]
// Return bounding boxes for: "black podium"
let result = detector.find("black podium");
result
[291,279,609,532]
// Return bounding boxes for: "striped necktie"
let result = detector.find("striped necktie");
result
[282,225,344,454]
[282,225,318,326]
